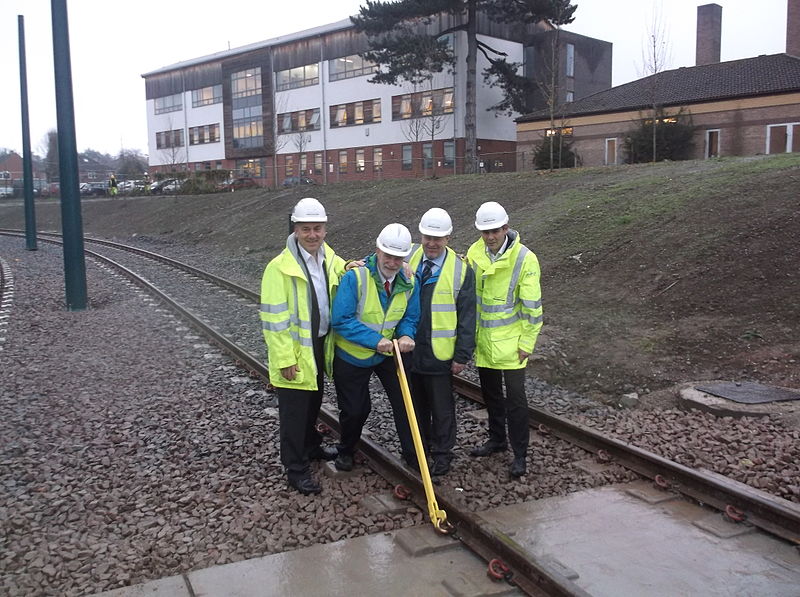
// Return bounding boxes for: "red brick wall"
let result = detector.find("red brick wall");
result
[517,100,800,167]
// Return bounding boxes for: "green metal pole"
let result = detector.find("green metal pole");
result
[18,15,37,251]
[51,0,87,310]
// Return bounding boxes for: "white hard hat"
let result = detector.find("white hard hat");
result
[474,201,509,231]
[418,207,453,237]
[291,197,327,222]
[376,223,413,257]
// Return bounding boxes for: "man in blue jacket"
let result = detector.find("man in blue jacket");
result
[331,223,420,471]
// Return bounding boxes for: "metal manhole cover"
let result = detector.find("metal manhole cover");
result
[694,382,800,404]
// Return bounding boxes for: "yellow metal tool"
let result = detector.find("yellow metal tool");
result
[392,339,449,532]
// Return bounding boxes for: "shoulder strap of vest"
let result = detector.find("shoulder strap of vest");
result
[355,266,370,315]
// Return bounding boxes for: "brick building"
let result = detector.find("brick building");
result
[141,12,610,185]
[517,2,800,167]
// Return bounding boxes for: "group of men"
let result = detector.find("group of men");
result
[260,197,543,495]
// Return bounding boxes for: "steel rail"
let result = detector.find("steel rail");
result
[1,231,584,596]
[0,229,258,301]
[453,375,800,545]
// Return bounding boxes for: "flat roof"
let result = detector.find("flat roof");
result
[141,18,353,78]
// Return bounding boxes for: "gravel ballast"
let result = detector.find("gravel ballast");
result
[2,235,798,596]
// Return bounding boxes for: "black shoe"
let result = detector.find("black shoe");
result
[334,453,354,472]
[470,441,508,457]
[309,445,338,461]
[289,476,322,495]
[510,457,527,478]
[430,459,450,476]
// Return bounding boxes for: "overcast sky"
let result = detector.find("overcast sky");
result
[0,0,789,158]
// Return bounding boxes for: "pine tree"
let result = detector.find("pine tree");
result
[351,0,576,174]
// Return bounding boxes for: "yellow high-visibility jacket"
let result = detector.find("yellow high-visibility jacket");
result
[467,231,543,369]
[409,245,468,361]
[260,235,346,390]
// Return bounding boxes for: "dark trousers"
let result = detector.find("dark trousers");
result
[276,336,325,482]
[333,355,416,461]
[477,367,528,458]
[409,373,455,463]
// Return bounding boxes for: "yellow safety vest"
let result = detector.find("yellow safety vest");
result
[467,234,543,369]
[409,245,467,361]
[334,266,412,361]
[260,240,345,390]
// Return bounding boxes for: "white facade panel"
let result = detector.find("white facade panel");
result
[147,92,225,167]
[475,35,522,142]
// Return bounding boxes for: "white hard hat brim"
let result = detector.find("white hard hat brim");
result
[475,215,508,231]
[418,224,453,236]
[377,240,412,257]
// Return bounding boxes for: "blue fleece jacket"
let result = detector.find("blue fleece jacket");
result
[332,253,420,367]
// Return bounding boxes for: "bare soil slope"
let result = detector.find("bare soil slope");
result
[2,154,798,408]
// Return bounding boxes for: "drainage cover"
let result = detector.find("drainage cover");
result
[694,382,800,404]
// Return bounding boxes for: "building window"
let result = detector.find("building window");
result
[546,127,573,137]
[373,147,383,172]
[278,108,321,134]
[231,68,261,98]
[443,141,454,168]
[392,88,455,120]
[231,68,263,149]
[192,84,222,107]
[329,99,381,128]
[329,54,377,81]
[423,143,433,169]
[338,150,348,174]
[154,93,182,115]
[766,123,800,153]
[231,105,263,148]
[285,155,295,177]
[276,63,319,91]
[156,129,184,149]
[565,91,574,102]
[566,43,575,78]
[189,123,220,145]
[402,145,412,170]
[355,149,365,172]
[236,159,265,177]
[314,152,323,174]
[300,153,308,174]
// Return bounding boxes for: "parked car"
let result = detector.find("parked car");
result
[281,175,316,187]
[150,178,178,194]
[79,182,108,197]
[0,185,13,198]
[220,177,259,191]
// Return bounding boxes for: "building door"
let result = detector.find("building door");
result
[705,129,720,158]
[604,138,617,165]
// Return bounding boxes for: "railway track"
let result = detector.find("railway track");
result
[2,229,798,596]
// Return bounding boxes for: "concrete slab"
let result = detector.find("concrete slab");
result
[91,575,191,597]
[572,458,615,475]
[624,480,679,504]
[360,492,412,515]
[184,526,523,597]
[482,483,800,597]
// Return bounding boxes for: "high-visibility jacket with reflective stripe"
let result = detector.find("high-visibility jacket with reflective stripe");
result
[409,245,467,361]
[334,264,414,362]
[467,231,543,369]
[260,235,346,390]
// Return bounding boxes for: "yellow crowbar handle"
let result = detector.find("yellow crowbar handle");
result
[392,339,449,532]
